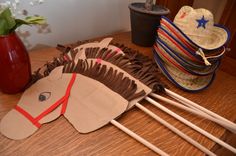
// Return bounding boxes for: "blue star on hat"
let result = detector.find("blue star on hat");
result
[196,16,209,29]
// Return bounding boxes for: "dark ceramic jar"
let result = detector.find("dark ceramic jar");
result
[129,3,169,47]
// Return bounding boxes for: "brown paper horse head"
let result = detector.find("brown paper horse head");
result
[57,38,164,109]
[0,38,164,140]
[67,38,165,109]
[0,58,145,140]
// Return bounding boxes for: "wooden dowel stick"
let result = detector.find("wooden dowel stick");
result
[145,97,236,154]
[150,93,235,132]
[110,120,169,156]
[135,103,216,156]
[165,89,236,132]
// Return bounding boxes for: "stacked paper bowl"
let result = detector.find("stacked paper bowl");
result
[153,15,230,92]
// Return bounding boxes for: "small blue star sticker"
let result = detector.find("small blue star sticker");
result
[196,16,209,29]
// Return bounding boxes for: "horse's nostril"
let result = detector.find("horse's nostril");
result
[39,92,51,102]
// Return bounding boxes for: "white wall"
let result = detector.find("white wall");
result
[193,0,227,23]
[8,0,143,50]
[7,0,226,50]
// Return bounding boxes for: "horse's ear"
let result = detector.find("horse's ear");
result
[47,66,64,81]
[98,38,113,48]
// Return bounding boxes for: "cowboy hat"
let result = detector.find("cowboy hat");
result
[153,50,215,92]
[173,6,230,50]
[155,38,220,76]
[160,16,227,58]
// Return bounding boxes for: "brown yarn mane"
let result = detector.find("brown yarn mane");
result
[27,40,165,93]
[58,41,165,92]
[84,47,163,92]
[63,59,146,101]
[25,53,71,88]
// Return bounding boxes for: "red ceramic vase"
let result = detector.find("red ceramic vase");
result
[0,32,31,94]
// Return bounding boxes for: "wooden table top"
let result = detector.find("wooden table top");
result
[1,32,236,156]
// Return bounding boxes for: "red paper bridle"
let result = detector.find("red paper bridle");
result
[14,73,77,128]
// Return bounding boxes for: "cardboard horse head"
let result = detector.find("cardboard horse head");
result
[59,38,165,109]
[0,38,164,140]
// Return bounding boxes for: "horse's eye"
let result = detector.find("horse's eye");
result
[39,92,51,102]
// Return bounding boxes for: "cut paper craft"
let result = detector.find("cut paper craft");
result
[1,38,236,155]
[56,39,236,155]
[56,40,215,155]
[63,60,145,133]
[59,38,165,109]
[0,60,145,138]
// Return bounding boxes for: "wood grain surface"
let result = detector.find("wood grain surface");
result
[0,32,236,156]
